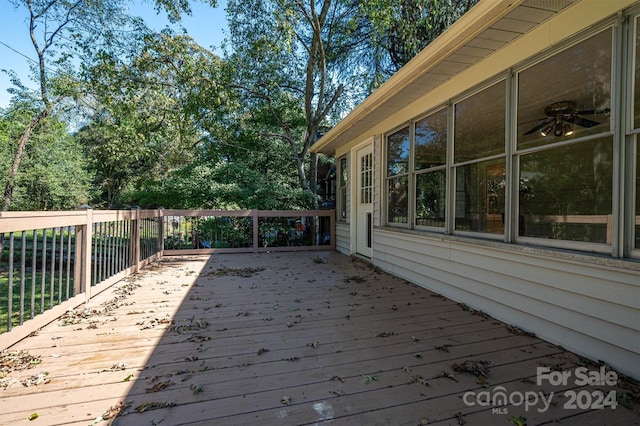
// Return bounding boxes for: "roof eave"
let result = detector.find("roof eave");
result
[311,0,525,155]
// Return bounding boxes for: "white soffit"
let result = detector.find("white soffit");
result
[312,0,577,154]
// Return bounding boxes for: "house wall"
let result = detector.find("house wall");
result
[335,223,350,255]
[336,0,640,379]
[371,228,640,378]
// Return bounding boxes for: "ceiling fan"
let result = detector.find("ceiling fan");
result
[523,101,610,137]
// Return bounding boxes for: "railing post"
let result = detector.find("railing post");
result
[130,206,141,271]
[253,209,259,252]
[75,205,93,300]
[157,207,164,255]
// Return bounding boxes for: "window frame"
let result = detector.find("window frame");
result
[451,78,507,240]
[384,124,412,227]
[378,13,640,258]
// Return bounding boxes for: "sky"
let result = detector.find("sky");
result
[0,0,229,108]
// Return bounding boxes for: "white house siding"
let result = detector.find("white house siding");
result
[371,228,640,379]
[335,223,350,255]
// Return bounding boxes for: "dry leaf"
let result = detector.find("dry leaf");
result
[146,381,173,393]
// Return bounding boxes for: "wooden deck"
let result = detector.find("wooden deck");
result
[1,251,638,425]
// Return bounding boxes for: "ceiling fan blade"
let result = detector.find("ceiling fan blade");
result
[567,116,602,128]
[524,118,553,135]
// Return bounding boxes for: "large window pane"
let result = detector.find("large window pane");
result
[416,170,446,228]
[455,81,505,162]
[415,109,447,170]
[455,160,505,234]
[517,29,612,150]
[519,138,613,244]
[387,127,410,176]
[388,176,408,224]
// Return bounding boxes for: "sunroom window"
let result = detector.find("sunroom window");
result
[415,109,447,228]
[454,81,506,234]
[516,28,613,245]
[386,126,410,224]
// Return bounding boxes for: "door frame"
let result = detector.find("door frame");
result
[351,139,374,258]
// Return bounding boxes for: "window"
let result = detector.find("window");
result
[517,32,611,150]
[361,152,373,204]
[454,81,506,234]
[378,19,638,255]
[386,127,410,224]
[337,156,348,221]
[415,109,447,228]
[516,29,613,244]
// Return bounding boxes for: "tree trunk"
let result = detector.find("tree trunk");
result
[310,152,318,209]
[2,108,52,211]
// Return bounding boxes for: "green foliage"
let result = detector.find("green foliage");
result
[359,0,479,88]
[2,0,478,212]
[0,106,92,210]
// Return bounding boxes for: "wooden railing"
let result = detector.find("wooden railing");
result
[0,208,335,349]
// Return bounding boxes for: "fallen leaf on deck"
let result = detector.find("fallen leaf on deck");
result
[435,370,458,382]
[452,360,491,378]
[410,375,430,386]
[376,331,398,337]
[28,413,38,421]
[135,402,175,413]
[411,336,420,342]
[362,374,378,384]
[0,350,42,378]
[281,396,291,405]
[434,344,452,352]
[510,416,527,426]
[146,380,173,392]
[330,375,344,383]
[257,348,269,355]
[191,383,204,394]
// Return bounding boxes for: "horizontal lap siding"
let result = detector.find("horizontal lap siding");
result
[372,228,640,379]
[336,223,350,255]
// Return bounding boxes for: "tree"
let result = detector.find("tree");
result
[360,0,479,89]
[2,0,217,212]
[79,31,225,207]
[226,0,364,208]
[0,102,92,210]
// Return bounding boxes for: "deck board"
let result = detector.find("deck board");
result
[1,251,638,425]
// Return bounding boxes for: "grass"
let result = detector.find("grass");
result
[0,271,74,332]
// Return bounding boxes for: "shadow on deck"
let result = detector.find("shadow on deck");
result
[1,251,639,425]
